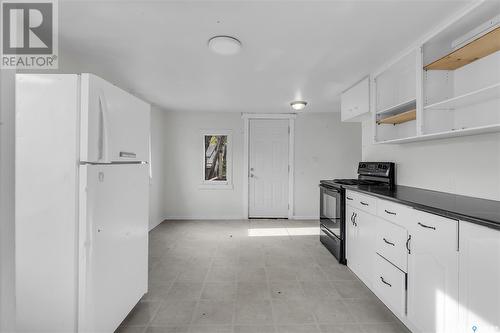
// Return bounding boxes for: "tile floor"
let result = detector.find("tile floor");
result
[116,219,410,333]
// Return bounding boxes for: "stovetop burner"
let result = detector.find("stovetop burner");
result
[332,179,382,186]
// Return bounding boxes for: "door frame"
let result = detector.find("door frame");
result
[242,113,296,219]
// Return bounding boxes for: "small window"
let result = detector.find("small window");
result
[200,130,232,189]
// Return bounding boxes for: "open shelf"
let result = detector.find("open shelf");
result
[376,124,500,144]
[377,99,416,115]
[424,27,500,70]
[377,109,416,125]
[425,82,500,110]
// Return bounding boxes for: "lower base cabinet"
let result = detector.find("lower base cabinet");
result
[459,222,500,333]
[345,204,376,288]
[372,253,406,317]
[345,192,500,333]
[407,211,459,333]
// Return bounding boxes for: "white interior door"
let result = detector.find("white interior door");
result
[79,163,149,333]
[248,119,289,218]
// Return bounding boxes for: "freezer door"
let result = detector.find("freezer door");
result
[79,164,149,333]
[80,73,151,163]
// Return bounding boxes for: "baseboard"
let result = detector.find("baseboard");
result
[149,216,167,231]
[291,215,319,220]
[159,215,319,221]
[163,215,247,221]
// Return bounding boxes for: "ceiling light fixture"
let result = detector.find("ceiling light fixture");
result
[290,101,307,111]
[208,35,242,55]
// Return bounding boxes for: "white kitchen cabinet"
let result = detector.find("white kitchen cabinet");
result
[459,222,500,333]
[375,50,417,114]
[375,2,500,144]
[375,217,408,272]
[372,253,407,317]
[374,49,419,143]
[345,204,357,270]
[356,210,377,287]
[345,203,376,288]
[346,190,376,215]
[407,210,459,333]
[341,77,370,122]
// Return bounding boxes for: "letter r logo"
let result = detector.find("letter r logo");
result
[2,2,53,54]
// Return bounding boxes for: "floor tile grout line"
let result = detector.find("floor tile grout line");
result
[263,264,278,333]
[188,243,216,328]
[145,246,182,330]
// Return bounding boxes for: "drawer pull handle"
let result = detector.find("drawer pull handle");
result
[360,201,369,206]
[346,197,353,201]
[383,238,395,246]
[418,222,436,230]
[380,276,392,287]
[384,209,396,215]
[406,235,411,254]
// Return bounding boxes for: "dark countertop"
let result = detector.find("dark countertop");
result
[343,184,500,230]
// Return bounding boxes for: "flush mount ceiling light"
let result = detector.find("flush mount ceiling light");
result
[208,35,242,55]
[290,101,307,111]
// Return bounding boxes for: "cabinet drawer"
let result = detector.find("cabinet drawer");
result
[376,218,408,272]
[346,190,376,215]
[373,253,406,316]
[410,210,458,252]
[377,199,413,228]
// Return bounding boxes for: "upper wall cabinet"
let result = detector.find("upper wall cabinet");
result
[422,6,500,138]
[374,50,419,143]
[374,1,500,144]
[341,77,370,122]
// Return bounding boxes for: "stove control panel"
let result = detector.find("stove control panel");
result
[358,162,395,179]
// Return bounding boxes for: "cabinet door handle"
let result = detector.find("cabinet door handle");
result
[360,201,369,206]
[384,209,396,215]
[418,222,436,230]
[350,212,355,224]
[353,213,358,227]
[406,235,411,254]
[380,276,392,287]
[346,196,353,201]
[383,238,395,246]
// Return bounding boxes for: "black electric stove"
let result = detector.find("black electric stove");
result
[319,162,395,264]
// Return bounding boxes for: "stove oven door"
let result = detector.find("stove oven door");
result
[319,185,345,264]
[319,185,343,239]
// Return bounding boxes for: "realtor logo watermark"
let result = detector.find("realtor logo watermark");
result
[1,0,58,69]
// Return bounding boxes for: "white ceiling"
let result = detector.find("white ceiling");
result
[58,0,471,113]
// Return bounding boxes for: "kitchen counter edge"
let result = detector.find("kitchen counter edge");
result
[343,185,500,231]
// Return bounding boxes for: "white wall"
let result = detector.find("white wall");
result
[0,69,16,333]
[163,111,245,219]
[161,111,361,220]
[294,113,361,218]
[149,107,168,230]
[362,119,500,201]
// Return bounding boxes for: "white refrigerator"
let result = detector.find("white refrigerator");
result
[15,74,150,333]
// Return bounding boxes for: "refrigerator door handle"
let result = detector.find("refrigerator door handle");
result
[98,93,110,163]
[120,151,137,158]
